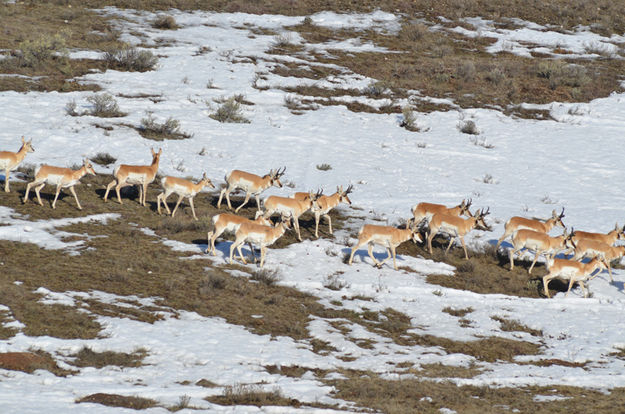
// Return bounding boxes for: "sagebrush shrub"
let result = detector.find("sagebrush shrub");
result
[458,119,479,135]
[86,94,125,117]
[152,15,178,29]
[209,98,250,123]
[17,33,68,68]
[104,46,158,72]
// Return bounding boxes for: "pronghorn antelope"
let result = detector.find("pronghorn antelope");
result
[348,220,423,270]
[412,198,473,225]
[206,213,272,256]
[261,189,323,241]
[23,159,95,210]
[569,224,625,246]
[426,208,490,260]
[495,208,565,249]
[229,214,291,267]
[542,257,607,298]
[570,238,625,282]
[217,167,286,213]
[104,148,162,206]
[156,173,214,220]
[293,185,353,238]
[0,136,34,192]
[508,229,574,273]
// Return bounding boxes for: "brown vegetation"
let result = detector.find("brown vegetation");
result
[327,370,625,414]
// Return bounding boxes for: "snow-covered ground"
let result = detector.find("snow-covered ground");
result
[2,8,625,413]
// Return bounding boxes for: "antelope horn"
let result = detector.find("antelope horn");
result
[277,166,286,176]
[559,207,565,218]
[345,184,354,194]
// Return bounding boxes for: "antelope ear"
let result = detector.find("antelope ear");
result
[21,136,25,143]
[158,148,162,155]
[151,148,156,156]
[551,209,557,217]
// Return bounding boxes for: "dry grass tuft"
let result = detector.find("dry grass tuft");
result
[76,393,158,409]
[90,152,117,166]
[206,383,307,408]
[103,46,158,72]
[152,14,178,30]
[138,113,191,141]
[209,97,251,123]
[326,369,625,414]
[68,346,148,369]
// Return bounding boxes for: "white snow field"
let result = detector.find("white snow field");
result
[1,7,625,413]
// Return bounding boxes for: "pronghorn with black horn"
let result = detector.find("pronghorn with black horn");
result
[229,214,291,267]
[217,167,286,213]
[104,148,162,206]
[542,256,608,298]
[23,159,95,210]
[0,136,34,192]
[569,223,625,246]
[261,189,323,241]
[427,207,491,260]
[293,184,353,238]
[508,228,575,273]
[206,213,272,256]
[156,173,215,220]
[348,219,422,270]
[412,198,473,226]
[495,208,565,250]
[570,235,625,282]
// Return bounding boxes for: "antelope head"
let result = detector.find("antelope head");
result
[459,198,473,217]
[407,218,423,243]
[201,172,215,189]
[83,159,96,176]
[474,207,491,231]
[21,136,35,153]
[269,166,286,188]
[339,184,354,205]
[279,212,293,230]
[562,227,576,249]
[307,188,324,209]
[151,148,163,164]
[552,207,565,228]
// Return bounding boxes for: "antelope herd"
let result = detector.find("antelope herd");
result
[2,136,625,299]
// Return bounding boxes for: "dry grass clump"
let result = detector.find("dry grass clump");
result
[0,350,75,376]
[68,346,148,369]
[12,32,69,69]
[209,97,251,123]
[442,307,474,318]
[103,46,158,72]
[86,93,127,117]
[76,393,158,410]
[400,106,422,132]
[152,14,178,29]
[138,113,191,140]
[326,370,625,414]
[491,316,543,337]
[458,119,479,135]
[536,60,590,89]
[90,152,117,166]
[250,268,281,286]
[206,384,301,408]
